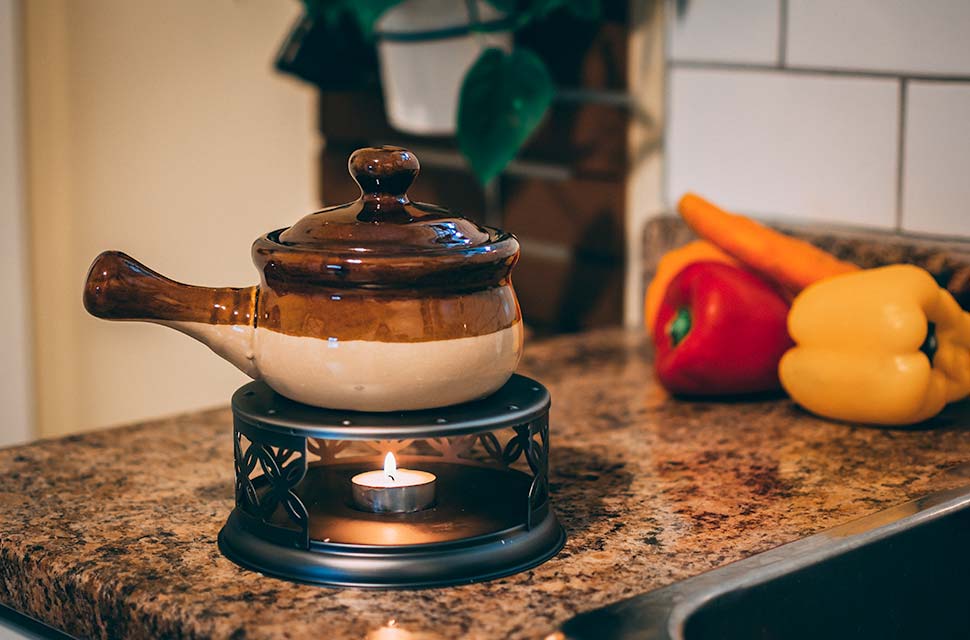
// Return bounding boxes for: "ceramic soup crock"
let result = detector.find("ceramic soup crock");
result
[83,147,523,411]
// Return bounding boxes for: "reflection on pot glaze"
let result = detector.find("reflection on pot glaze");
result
[83,146,525,411]
[258,286,519,341]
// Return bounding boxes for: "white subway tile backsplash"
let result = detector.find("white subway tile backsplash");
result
[669,0,780,65]
[667,68,899,228]
[901,82,970,237]
[788,0,970,76]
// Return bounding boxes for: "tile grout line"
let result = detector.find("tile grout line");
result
[661,1,673,211]
[670,59,970,83]
[777,0,788,67]
[895,78,908,232]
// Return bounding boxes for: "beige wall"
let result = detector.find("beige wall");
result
[25,0,318,436]
[1,0,33,446]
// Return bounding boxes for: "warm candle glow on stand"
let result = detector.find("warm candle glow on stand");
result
[384,452,396,480]
[351,452,436,513]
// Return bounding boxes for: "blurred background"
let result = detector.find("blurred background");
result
[1,0,968,444]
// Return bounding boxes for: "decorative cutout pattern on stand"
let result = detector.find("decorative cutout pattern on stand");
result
[427,435,478,461]
[233,426,310,547]
[477,417,550,528]
[307,438,350,463]
[520,416,550,530]
[230,378,553,546]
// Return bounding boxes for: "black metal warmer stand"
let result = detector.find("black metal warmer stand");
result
[218,374,565,589]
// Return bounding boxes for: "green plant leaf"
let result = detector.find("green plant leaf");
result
[348,0,406,34]
[458,48,554,184]
[303,0,404,33]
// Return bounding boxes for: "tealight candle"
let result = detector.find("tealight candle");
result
[352,453,436,513]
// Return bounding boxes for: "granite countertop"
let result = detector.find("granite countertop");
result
[2,329,970,639]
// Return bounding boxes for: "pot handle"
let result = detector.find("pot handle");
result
[83,251,256,326]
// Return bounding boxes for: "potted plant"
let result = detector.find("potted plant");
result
[277,0,602,184]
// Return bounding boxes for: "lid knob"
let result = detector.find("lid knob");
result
[349,146,419,198]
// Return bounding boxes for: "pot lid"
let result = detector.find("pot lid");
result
[253,147,519,290]
[278,146,499,253]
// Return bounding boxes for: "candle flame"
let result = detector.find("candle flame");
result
[383,452,397,479]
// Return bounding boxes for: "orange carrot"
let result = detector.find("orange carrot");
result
[678,193,858,293]
[644,240,737,336]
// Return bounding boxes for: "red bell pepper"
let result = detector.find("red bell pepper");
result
[653,261,793,396]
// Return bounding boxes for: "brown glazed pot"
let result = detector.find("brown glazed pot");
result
[83,147,523,411]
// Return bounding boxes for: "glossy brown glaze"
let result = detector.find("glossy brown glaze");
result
[261,146,519,290]
[279,147,492,251]
[84,251,256,326]
[253,230,518,292]
[257,283,520,341]
[348,145,419,195]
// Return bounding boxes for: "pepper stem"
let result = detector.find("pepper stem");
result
[667,307,692,347]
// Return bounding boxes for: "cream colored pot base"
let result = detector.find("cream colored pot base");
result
[165,320,523,411]
[254,324,523,411]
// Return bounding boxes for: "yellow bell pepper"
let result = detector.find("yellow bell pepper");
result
[779,264,970,426]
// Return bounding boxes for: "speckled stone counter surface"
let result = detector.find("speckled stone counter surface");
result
[2,329,970,639]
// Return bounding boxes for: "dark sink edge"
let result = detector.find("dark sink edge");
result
[0,603,77,640]
[560,473,970,640]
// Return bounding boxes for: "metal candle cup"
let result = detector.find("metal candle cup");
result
[352,453,436,513]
